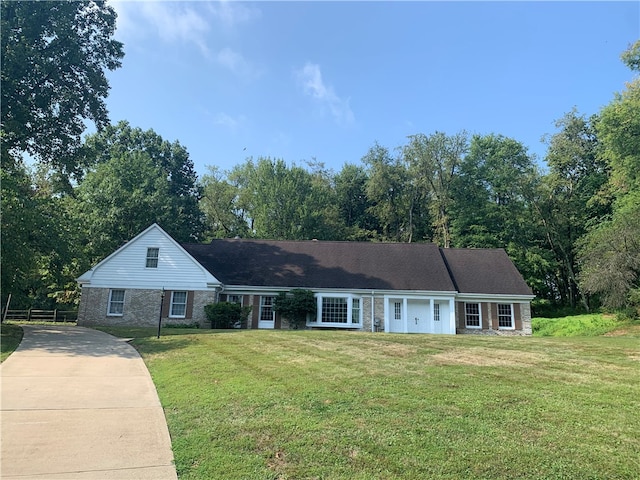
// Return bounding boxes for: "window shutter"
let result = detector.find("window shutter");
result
[161,291,171,318]
[514,303,522,330]
[456,302,465,329]
[251,296,259,329]
[481,302,489,329]
[186,291,194,319]
[490,303,498,330]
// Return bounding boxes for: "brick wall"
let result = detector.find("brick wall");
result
[77,287,217,327]
[455,301,532,336]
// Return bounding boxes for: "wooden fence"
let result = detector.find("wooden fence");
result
[3,309,78,323]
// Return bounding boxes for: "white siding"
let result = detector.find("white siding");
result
[79,225,220,290]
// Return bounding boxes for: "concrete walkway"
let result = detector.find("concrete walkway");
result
[1,325,178,479]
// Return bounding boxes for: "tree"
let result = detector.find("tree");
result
[1,0,124,175]
[273,289,317,329]
[363,143,416,242]
[230,157,334,240]
[450,134,548,297]
[200,166,251,239]
[532,112,609,308]
[578,42,640,311]
[403,131,468,247]
[82,121,204,241]
[334,163,377,240]
[72,152,181,265]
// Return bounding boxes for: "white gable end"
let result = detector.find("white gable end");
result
[78,224,220,290]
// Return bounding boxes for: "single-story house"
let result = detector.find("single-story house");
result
[77,223,535,335]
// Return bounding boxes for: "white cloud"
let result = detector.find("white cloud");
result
[217,47,261,80]
[207,1,261,29]
[296,62,354,126]
[214,112,246,131]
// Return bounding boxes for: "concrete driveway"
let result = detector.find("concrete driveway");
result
[1,325,178,479]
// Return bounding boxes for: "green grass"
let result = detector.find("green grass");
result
[532,313,634,337]
[1,322,23,362]
[100,328,640,480]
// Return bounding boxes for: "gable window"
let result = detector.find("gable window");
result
[108,289,125,316]
[146,247,159,268]
[465,303,481,328]
[170,291,187,317]
[259,296,275,322]
[434,303,440,322]
[322,297,348,323]
[394,302,402,321]
[498,304,514,329]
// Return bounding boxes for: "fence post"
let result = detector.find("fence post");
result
[28,309,31,321]
[54,309,57,322]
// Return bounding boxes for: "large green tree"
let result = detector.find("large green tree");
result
[403,131,468,247]
[1,0,124,175]
[534,112,609,308]
[72,152,182,265]
[578,42,640,310]
[82,121,204,241]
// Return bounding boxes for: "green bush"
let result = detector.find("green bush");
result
[532,314,620,337]
[273,289,316,329]
[204,302,252,329]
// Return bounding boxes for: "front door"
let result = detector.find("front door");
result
[407,300,429,333]
[258,296,275,329]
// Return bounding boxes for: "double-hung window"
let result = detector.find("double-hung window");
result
[351,298,361,324]
[465,303,481,328]
[259,296,275,322]
[498,304,514,329]
[170,291,187,318]
[434,303,440,322]
[108,289,125,316]
[228,295,242,305]
[146,248,159,268]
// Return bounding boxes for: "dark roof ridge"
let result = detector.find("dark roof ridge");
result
[438,247,460,292]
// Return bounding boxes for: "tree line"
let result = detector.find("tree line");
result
[1,2,638,315]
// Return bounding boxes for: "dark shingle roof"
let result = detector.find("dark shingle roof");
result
[439,248,533,295]
[182,239,533,296]
[182,239,456,291]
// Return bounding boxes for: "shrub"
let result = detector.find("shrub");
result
[204,302,252,329]
[273,289,316,329]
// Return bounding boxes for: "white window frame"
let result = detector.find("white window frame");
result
[259,296,275,322]
[107,289,125,316]
[227,294,242,305]
[434,303,441,322]
[465,303,482,329]
[497,303,515,329]
[170,291,187,318]
[311,294,361,328]
[394,301,402,321]
[146,247,159,268]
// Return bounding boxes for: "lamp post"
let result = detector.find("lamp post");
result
[157,288,165,339]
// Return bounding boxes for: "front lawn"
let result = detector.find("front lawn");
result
[1,323,23,362]
[106,329,640,479]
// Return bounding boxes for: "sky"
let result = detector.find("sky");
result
[106,1,639,178]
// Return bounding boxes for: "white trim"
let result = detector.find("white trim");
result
[169,291,187,318]
[145,246,160,268]
[497,303,515,330]
[77,224,221,287]
[307,293,362,328]
[107,289,125,316]
[464,302,482,329]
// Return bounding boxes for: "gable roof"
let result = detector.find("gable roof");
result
[440,248,533,295]
[182,239,457,292]
[77,223,220,287]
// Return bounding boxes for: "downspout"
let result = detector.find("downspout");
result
[371,290,375,332]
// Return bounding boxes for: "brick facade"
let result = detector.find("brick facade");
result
[455,301,532,335]
[77,287,217,328]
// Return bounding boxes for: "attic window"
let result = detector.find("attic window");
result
[146,248,159,268]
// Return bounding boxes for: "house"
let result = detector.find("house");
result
[77,224,535,335]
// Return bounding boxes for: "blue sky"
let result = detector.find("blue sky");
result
[106,1,639,177]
